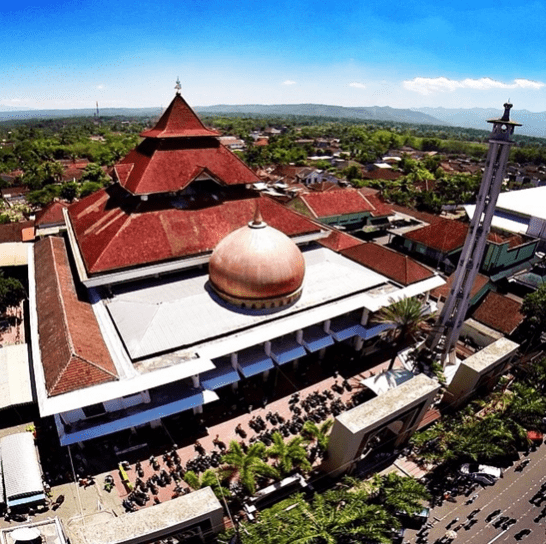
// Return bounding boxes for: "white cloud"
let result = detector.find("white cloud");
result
[349,82,366,89]
[96,84,105,90]
[403,77,546,95]
[282,80,296,86]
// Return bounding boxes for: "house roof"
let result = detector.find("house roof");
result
[114,136,260,195]
[140,93,219,138]
[341,243,436,286]
[472,291,524,335]
[68,187,322,275]
[298,188,391,219]
[34,201,68,227]
[404,218,468,253]
[318,229,363,252]
[431,272,490,302]
[34,237,118,396]
[0,221,35,243]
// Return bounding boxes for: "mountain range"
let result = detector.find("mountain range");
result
[0,103,544,138]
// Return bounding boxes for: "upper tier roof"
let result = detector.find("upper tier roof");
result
[141,92,219,138]
[115,91,259,195]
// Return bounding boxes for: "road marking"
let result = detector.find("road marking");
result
[487,529,507,543]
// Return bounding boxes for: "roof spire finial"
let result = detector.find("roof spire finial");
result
[249,204,266,229]
[501,100,513,122]
[175,77,182,95]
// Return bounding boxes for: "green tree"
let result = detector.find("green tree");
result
[371,473,430,517]
[373,296,432,369]
[183,469,230,500]
[301,419,334,453]
[520,283,546,345]
[221,440,279,495]
[266,432,311,476]
[0,272,26,314]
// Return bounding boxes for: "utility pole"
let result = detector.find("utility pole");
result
[426,103,521,367]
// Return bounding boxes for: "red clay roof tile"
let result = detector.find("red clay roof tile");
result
[298,188,388,218]
[472,291,523,335]
[140,93,219,138]
[341,243,436,286]
[68,189,322,275]
[34,237,118,396]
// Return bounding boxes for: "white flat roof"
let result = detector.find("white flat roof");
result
[464,204,530,235]
[0,344,33,409]
[106,246,388,359]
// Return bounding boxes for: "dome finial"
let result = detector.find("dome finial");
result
[175,77,182,94]
[250,205,266,228]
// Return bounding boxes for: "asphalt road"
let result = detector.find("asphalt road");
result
[405,443,546,544]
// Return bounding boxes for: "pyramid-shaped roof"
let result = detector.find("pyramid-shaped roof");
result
[141,92,219,138]
[114,92,259,195]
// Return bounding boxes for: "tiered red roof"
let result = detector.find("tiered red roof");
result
[341,243,436,286]
[140,93,219,138]
[34,201,68,227]
[472,291,523,335]
[114,92,259,195]
[298,188,392,219]
[34,237,118,396]
[68,188,322,275]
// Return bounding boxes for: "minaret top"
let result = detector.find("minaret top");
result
[488,102,522,127]
[175,77,182,95]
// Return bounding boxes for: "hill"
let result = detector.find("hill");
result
[414,107,546,138]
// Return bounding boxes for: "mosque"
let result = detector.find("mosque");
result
[29,86,445,448]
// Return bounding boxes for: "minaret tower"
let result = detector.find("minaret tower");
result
[426,103,521,366]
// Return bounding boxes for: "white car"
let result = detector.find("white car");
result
[459,463,503,485]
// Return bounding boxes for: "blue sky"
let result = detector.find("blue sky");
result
[1,0,545,112]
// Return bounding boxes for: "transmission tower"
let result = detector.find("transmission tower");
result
[426,103,521,366]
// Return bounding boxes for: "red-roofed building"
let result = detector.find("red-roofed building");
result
[431,272,491,308]
[29,86,445,449]
[34,237,118,397]
[34,201,68,234]
[291,188,392,229]
[392,215,539,276]
[472,292,524,336]
[341,243,437,287]
[318,229,363,252]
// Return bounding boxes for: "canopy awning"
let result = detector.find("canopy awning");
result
[270,337,307,365]
[359,322,393,340]
[59,388,219,446]
[1,432,44,507]
[301,325,334,352]
[360,369,415,396]
[200,357,240,390]
[329,315,366,341]
[237,347,274,378]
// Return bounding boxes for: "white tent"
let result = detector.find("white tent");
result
[1,432,45,508]
[359,369,415,396]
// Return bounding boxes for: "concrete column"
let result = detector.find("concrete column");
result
[360,308,370,326]
[354,336,364,351]
[323,319,331,333]
[264,341,272,356]
[192,375,199,388]
[263,370,270,382]
[318,347,326,360]
[296,329,303,344]
[231,352,238,368]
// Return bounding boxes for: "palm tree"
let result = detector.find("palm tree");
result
[302,419,334,454]
[222,440,279,496]
[372,473,430,517]
[266,432,311,476]
[373,296,432,369]
[183,468,230,500]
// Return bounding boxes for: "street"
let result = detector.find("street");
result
[405,443,546,544]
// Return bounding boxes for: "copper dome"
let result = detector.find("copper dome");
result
[209,210,305,309]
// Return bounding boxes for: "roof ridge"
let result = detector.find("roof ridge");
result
[90,213,133,272]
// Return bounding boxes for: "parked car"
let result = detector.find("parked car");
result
[459,463,502,485]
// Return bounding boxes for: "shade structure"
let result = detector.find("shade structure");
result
[301,325,334,352]
[270,336,307,365]
[329,315,367,341]
[358,322,393,340]
[200,358,240,390]
[1,432,45,508]
[237,347,274,378]
[360,369,415,396]
[59,388,219,446]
